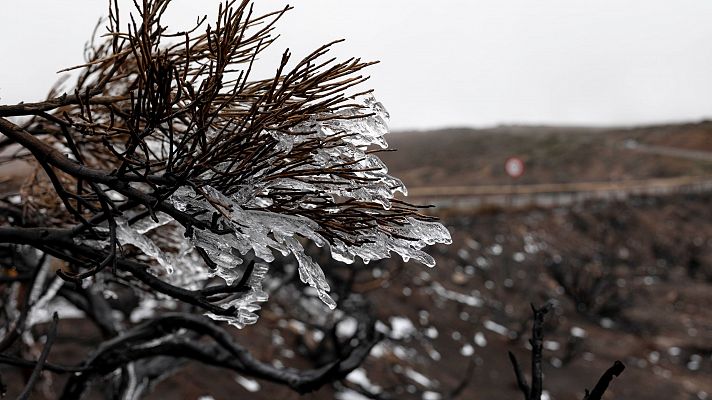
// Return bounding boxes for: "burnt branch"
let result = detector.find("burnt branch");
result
[17,312,59,400]
[508,351,530,400]
[508,301,625,400]
[0,1,450,398]
[583,361,625,400]
[529,302,552,400]
[507,302,552,400]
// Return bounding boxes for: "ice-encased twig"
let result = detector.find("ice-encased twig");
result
[116,217,175,274]
[205,263,270,328]
[79,94,451,328]
[166,95,451,316]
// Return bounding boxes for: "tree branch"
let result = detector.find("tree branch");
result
[583,360,625,400]
[17,312,59,400]
[508,351,530,400]
[529,302,552,400]
[58,313,381,398]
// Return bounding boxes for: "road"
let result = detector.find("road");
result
[622,140,712,162]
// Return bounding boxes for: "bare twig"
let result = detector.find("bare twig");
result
[17,312,59,400]
[530,302,553,400]
[0,0,435,397]
[583,360,625,400]
[447,355,477,399]
[508,351,530,400]
[509,302,625,400]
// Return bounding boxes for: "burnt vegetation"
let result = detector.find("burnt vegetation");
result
[0,1,644,399]
[0,0,445,397]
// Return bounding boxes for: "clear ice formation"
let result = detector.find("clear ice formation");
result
[116,217,174,274]
[205,263,270,329]
[87,95,451,328]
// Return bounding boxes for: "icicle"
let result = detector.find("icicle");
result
[205,263,270,329]
[116,218,174,274]
[132,212,174,234]
[282,236,336,309]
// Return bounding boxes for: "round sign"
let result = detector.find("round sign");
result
[504,157,525,178]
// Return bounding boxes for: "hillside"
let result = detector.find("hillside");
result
[380,121,712,188]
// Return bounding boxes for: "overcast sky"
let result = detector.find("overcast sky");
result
[2,1,712,130]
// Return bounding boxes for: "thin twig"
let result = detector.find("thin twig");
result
[508,351,530,400]
[583,360,625,400]
[529,302,552,400]
[17,312,59,400]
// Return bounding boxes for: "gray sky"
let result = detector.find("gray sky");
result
[2,1,712,130]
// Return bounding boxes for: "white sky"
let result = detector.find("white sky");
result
[2,1,712,130]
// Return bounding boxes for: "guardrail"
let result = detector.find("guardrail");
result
[405,176,712,210]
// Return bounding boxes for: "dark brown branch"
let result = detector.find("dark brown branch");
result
[0,227,75,248]
[59,313,382,398]
[529,303,552,400]
[58,285,119,337]
[0,355,86,374]
[0,253,47,353]
[507,302,553,400]
[583,360,625,400]
[0,93,127,117]
[447,355,477,399]
[0,0,435,397]
[0,117,170,186]
[508,351,530,400]
[17,312,59,400]
[0,226,234,316]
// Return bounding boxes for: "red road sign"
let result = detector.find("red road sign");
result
[504,157,525,178]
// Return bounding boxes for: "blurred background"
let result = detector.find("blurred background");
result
[2,1,712,399]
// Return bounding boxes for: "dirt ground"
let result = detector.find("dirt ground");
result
[5,193,712,399]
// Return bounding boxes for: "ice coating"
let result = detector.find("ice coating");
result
[166,94,451,315]
[132,212,174,234]
[205,263,270,329]
[81,94,451,327]
[170,185,338,308]
[116,217,174,274]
